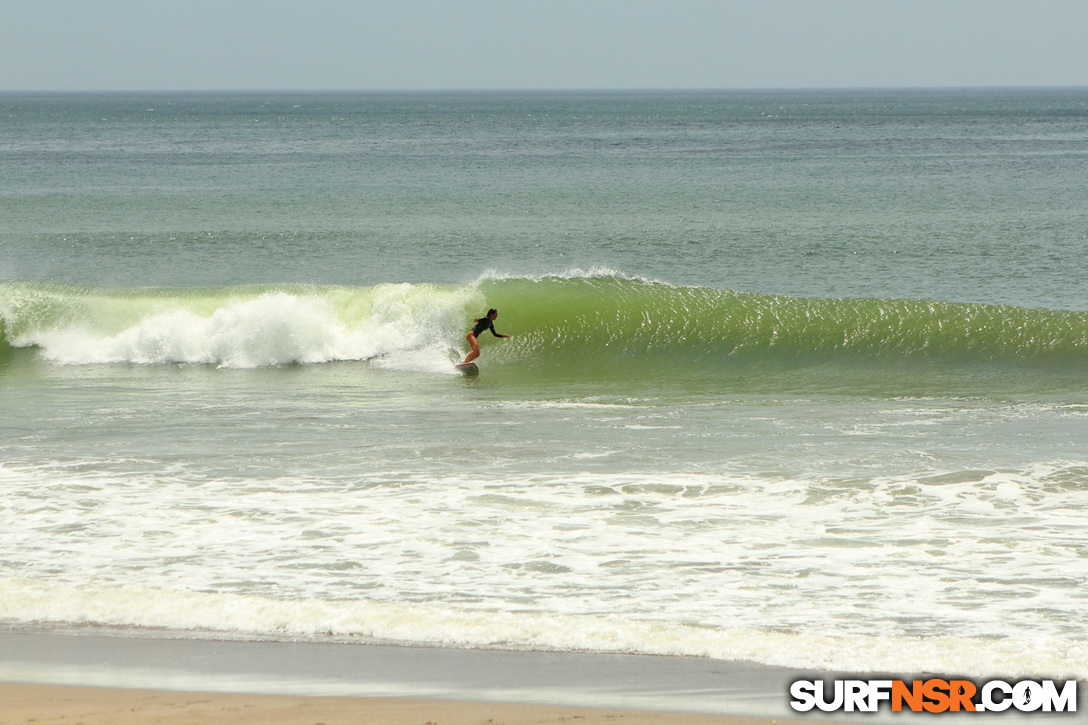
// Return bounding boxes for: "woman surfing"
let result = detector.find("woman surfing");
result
[460,308,510,366]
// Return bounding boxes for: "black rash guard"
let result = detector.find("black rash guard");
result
[471,317,502,337]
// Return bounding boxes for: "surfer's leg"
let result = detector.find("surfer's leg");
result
[463,333,480,363]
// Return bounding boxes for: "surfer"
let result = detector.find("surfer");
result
[461,308,509,364]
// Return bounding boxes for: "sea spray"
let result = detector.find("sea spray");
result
[0,281,482,369]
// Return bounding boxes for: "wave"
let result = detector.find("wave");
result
[3,275,1087,381]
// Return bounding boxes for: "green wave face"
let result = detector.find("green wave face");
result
[3,276,1087,393]
[485,275,1088,358]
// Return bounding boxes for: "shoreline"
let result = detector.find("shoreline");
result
[0,628,838,722]
[0,629,1053,723]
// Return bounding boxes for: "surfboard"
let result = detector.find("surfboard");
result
[455,362,479,375]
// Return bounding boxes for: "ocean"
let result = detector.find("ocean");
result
[1,89,1086,679]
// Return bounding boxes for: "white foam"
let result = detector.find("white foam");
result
[23,288,475,370]
[3,451,1086,680]
[0,578,1082,677]
[473,267,669,286]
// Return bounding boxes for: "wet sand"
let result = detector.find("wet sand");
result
[0,681,802,724]
[0,630,849,723]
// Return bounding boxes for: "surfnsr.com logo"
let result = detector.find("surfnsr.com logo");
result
[789,678,1078,713]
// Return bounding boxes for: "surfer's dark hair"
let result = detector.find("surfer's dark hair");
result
[487,308,498,316]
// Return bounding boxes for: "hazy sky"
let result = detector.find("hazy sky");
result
[3,0,1087,92]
